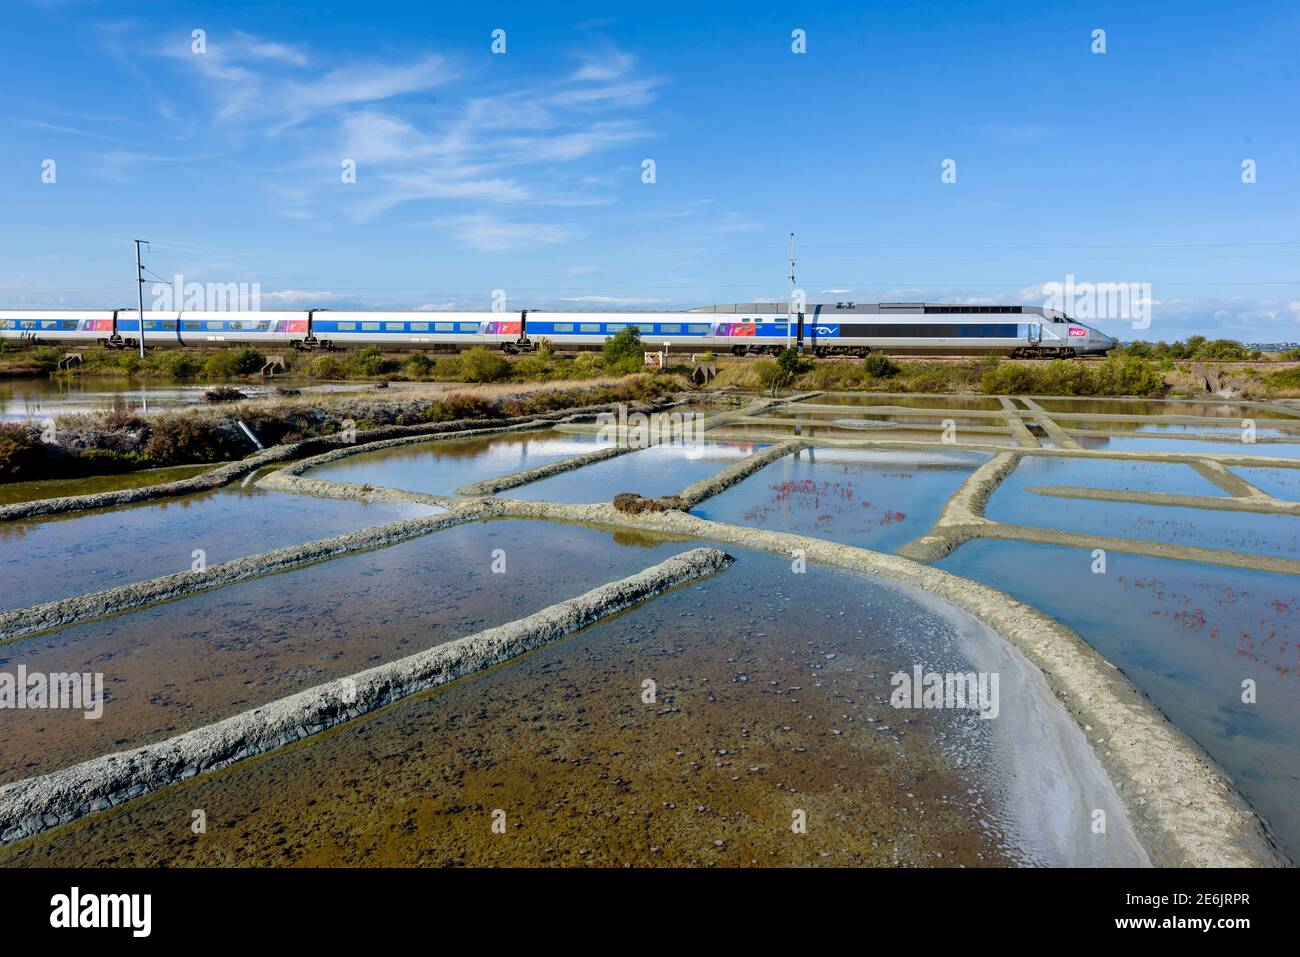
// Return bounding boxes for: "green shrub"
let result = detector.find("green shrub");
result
[426,392,499,422]
[862,353,900,378]
[147,350,202,378]
[403,352,435,379]
[513,346,556,381]
[603,326,645,365]
[980,357,1164,396]
[1091,355,1166,396]
[305,355,345,379]
[144,416,241,464]
[0,423,44,479]
[754,359,793,393]
[570,353,605,378]
[459,346,511,383]
[200,346,264,379]
[980,363,1039,394]
[347,345,397,378]
[1265,367,1300,390]
[1278,348,1300,361]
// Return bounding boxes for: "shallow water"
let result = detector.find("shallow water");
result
[987,471,1299,559]
[306,429,599,495]
[0,463,213,506]
[937,539,1300,863]
[1032,398,1297,419]
[0,486,438,611]
[772,410,998,428]
[796,394,1005,412]
[0,519,699,784]
[0,378,321,422]
[1072,435,1300,458]
[510,440,763,503]
[707,424,1016,447]
[0,547,1140,867]
[1235,466,1300,501]
[694,447,988,553]
[993,454,1226,499]
[1054,420,1296,438]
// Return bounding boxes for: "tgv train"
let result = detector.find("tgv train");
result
[0,301,1116,358]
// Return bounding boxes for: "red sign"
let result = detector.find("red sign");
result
[1068,326,1087,337]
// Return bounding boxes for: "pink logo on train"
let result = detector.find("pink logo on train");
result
[1067,326,1087,337]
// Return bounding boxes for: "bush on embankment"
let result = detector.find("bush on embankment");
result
[0,375,674,483]
[979,356,1166,396]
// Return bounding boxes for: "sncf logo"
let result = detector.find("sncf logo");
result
[1068,326,1088,337]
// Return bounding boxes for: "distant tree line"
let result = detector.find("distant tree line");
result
[1112,337,1261,360]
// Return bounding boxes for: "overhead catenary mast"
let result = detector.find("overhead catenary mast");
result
[786,232,795,351]
[134,239,149,359]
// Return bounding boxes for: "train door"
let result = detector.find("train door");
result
[1027,322,1042,345]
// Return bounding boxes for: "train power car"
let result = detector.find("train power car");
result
[0,302,1117,358]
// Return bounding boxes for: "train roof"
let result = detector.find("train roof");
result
[688,302,1051,316]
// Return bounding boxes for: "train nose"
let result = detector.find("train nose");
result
[1094,331,1118,353]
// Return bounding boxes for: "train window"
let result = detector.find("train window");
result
[183,321,201,330]
[458,323,479,333]
[688,324,710,334]
[410,322,429,332]
[205,321,223,330]
[553,323,575,332]
[228,321,243,330]
[362,322,380,331]
[580,324,601,333]
[434,323,454,332]
[20,320,36,328]
[659,324,681,334]
[385,322,404,331]
[336,322,356,331]
[606,324,626,333]
[41,320,57,328]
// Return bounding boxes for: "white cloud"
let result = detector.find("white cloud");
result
[556,295,673,305]
[433,213,578,252]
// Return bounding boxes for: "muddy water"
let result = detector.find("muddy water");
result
[305,429,600,495]
[0,463,214,506]
[0,549,1133,868]
[694,448,988,554]
[1235,466,1300,500]
[0,486,439,611]
[510,441,764,503]
[938,539,1300,863]
[0,519,698,784]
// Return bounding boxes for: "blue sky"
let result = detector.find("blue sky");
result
[1,0,1298,340]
